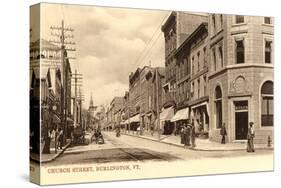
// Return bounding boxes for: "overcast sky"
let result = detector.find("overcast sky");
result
[31,3,169,109]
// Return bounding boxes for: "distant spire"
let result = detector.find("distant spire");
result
[90,92,94,107]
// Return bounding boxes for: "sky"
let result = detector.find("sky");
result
[31,3,169,109]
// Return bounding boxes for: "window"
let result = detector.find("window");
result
[203,47,207,67]
[191,82,194,99]
[235,15,244,24]
[192,56,195,75]
[212,14,216,33]
[212,48,217,71]
[264,17,271,24]
[236,40,245,64]
[197,79,200,98]
[203,76,207,96]
[220,14,223,28]
[219,45,223,68]
[197,51,200,72]
[265,41,272,64]
[261,81,273,126]
[215,86,222,129]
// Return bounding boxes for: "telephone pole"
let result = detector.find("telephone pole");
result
[156,68,161,141]
[71,70,83,128]
[50,20,76,145]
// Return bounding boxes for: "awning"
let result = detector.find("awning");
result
[160,106,174,122]
[191,101,209,115]
[171,107,189,122]
[130,114,140,123]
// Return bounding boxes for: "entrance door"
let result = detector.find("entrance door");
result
[235,112,248,139]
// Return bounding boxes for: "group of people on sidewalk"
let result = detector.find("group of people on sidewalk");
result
[180,120,196,148]
[42,127,64,154]
[220,122,256,152]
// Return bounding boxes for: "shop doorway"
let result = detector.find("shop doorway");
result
[234,101,248,140]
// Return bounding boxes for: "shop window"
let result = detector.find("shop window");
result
[261,81,273,126]
[215,86,222,129]
[235,15,244,24]
[236,40,245,64]
[265,40,272,64]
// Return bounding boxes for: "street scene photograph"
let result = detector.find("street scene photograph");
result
[29,3,274,183]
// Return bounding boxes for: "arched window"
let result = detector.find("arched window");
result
[261,81,273,126]
[215,86,222,128]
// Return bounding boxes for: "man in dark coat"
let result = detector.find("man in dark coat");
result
[247,122,255,152]
[190,120,196,148]
[185,123,191,147]
[220,123,227,144]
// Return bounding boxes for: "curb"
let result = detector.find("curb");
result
[120,132,273,152]
[41,142,71,163]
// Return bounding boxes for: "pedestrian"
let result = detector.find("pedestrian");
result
[190,121,196,148]
[180,124,184,144]
[247,122,255,152]
[220,123,227,144]
[57,128,63,150]
[185,122,191,147]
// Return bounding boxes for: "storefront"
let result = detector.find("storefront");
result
[171,107,189,135]
[160,106,174,135]
[190,102,209,135]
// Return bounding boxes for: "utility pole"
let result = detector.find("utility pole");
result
[71,70,83,127]
[50,20,76,146]
[156,68,160,141]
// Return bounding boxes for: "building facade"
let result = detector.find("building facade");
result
[208,14,274,143]
[161,12,208,134]
[174,22,210,134]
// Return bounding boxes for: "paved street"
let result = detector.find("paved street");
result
[43,131,273,166]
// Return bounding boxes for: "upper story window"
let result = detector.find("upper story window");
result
[197,51,201,72]
[218,45,223,68]
[203,47,207,67]
[212,14,216,33]
[264,17,272,24]
[265,40,272,64]
[235,15,244,24]
[220,14,223,29]
[212,48,217,71]
[192,56,195,75]
[236,39,245,64]
[197,79,200,98]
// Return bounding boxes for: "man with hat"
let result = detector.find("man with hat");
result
[247,122,255,152]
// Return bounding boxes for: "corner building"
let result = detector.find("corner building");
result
[208,14,274,144]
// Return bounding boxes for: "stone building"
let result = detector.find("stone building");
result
[208,14,274,143]
[161,11,208,134]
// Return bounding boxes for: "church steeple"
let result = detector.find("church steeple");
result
[89,92,94,108]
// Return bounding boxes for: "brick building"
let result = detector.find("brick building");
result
[127,66,165,132]
[173,22,210,134]
[208,14,274,143]
[161,12,207,134]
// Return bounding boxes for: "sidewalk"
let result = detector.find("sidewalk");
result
[121,130,273,151]
[30,141,71,163]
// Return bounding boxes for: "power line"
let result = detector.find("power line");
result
[130,12,171,70]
